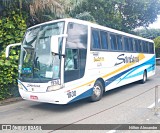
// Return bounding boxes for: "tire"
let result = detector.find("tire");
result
[90,80,104,102]
[140,71,147,84]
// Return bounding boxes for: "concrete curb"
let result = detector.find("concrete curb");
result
[0,97,23,106]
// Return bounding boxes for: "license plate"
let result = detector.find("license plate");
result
[30,95,38,100]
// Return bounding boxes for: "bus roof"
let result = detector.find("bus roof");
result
[28,18,153,43]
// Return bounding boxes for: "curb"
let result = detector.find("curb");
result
[0,97,23,106]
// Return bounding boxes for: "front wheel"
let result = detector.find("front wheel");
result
[90,80,104,102]
[140,71,147,84]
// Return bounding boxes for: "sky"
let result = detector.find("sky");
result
[148,15,160,29]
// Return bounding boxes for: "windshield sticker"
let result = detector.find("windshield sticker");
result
[45,71,53,78]
[22,68,32,74]
[51,79,61,86]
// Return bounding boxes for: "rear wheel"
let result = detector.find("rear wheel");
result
[90,80,104,102]
[140,71,147,84]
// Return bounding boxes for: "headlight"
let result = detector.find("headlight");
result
[18,84,23,90]
[47,85,61,92]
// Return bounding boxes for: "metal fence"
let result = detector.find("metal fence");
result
[155,85,160,115]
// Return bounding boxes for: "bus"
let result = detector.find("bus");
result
[6,18,155,104]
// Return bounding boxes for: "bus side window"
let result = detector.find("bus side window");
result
[110,34,117,50]
[100,31,108,50]
[134,39,139,52]
[142,41,148,53]
[65,49,78,71]
[124,37,129,51]
[145,42,149,53]
[138,40,142,53]
[149,42,154,54]
[128,38,133,52]
[117,35,123,50]
[91,29,101,49]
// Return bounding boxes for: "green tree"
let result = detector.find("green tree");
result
[69,0,160,32]
[154,36,160,57]
[69,0,124,30]
[154,36,160,48]
[0,9,27,100]
[135,28,160,39]
[120,0,160,32]
[1,0,66,26]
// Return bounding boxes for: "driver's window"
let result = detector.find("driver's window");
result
[65,49,78,71]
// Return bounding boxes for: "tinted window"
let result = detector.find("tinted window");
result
[134,39,142,53]
[92,29,101,49]
[124,37,129,51]
[66,22,88,49]
[138,40,142,53]
[149,42,154,54]
[65,22,88,83]
[64,49,87,83]
[142,41,149,53]
[110,34,117,50]
[128,38,133,51]
[117,35,123,50]
[65,49,78,71]
[100,31,108,49]
[134,39,139,52]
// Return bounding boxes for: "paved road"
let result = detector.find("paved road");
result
[1,66,160,133]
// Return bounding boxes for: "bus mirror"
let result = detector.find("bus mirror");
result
[51,36,59,54]
[6,43,21,59]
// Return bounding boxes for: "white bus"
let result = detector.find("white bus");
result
[6,18,155,104]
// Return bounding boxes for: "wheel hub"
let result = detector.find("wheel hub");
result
[93,86,101,97]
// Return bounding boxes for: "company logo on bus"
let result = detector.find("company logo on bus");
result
[115,54,139,66]
[27,84,40,88]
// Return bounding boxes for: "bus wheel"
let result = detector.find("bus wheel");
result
[90,80,104,102]
[140,70,147,84]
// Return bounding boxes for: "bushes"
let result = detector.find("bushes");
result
[0,10,26,100]
[0,50,19,100]
[154,36,160,58]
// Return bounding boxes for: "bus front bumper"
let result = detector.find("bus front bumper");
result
[19,89,68,105]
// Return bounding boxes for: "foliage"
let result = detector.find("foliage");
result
[120,0,160,32]
[69,0,123,30]
[154,36,160,57]
[1,0,66,27]
[0,50,19,100]
[69,0,160,32]
[155,48,160,58]
[154,36,160,48]
[135,28,160,39]
[27,0,66,25]
[0,10,26,100]
[75,12,96,22]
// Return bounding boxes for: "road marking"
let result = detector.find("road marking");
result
[148,99,160,108]
[106,130,116,133]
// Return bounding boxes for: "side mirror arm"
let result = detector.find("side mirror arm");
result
[6,43,21,59]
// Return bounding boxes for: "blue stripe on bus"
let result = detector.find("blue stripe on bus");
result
[68,88,93,104]
[105,55,155,86]
[118,56,155,81]
[68,56,155,103]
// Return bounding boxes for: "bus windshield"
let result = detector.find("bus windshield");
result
[19,21,64,83]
